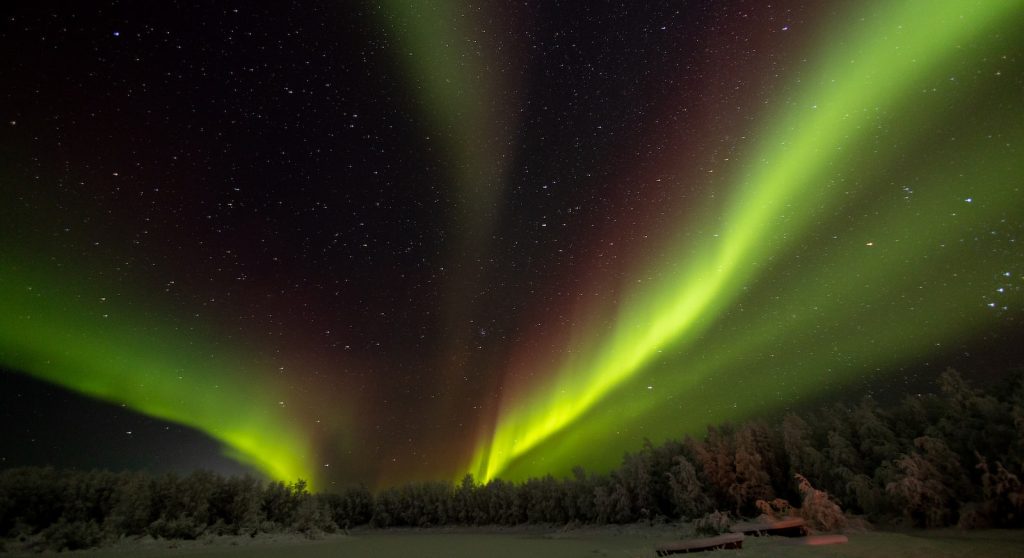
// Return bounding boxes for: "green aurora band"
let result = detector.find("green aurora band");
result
[377,0,515,222]
[0,264,319,486]
[468,0,1024,482]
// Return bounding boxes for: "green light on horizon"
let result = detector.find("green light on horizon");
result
[0,265,319,487]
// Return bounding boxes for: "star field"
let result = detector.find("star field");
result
[1,1,1022,489]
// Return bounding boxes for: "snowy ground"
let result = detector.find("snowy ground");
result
[11,525,1024,557]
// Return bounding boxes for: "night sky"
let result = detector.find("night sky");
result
[1,1,1022,490]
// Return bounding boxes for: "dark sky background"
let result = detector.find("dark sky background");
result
[1,1,1021,490]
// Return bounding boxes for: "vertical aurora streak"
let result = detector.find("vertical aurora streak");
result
[372,1,526,481]
[378,1,519,216]
[469,0,1024,482]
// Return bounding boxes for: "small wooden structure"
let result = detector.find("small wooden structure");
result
[655,533,744,555]
[655,514,852,555]
[730,517,808,537]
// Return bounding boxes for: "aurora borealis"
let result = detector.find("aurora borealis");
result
[1,1,1022,490]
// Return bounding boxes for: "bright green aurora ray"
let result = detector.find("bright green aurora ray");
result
[0,264,317,486]
[469,0,1024,482]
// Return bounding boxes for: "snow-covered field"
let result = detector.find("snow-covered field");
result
[14,525,1024,558]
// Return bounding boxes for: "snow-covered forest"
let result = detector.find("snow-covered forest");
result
[2,369,1022,552]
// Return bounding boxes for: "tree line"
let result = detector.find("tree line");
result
[2,368,1022,551]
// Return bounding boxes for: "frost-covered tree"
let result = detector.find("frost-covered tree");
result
[729,425,774,514]
[886,436,968,527]
[693,425,737,509]
[104,472,153,536]
[852,401,898,462]
[795,473,845,531]
[782,414,828,487]
[959,454,1024,528]
[666,455,711,520]
[619,448,654,520]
